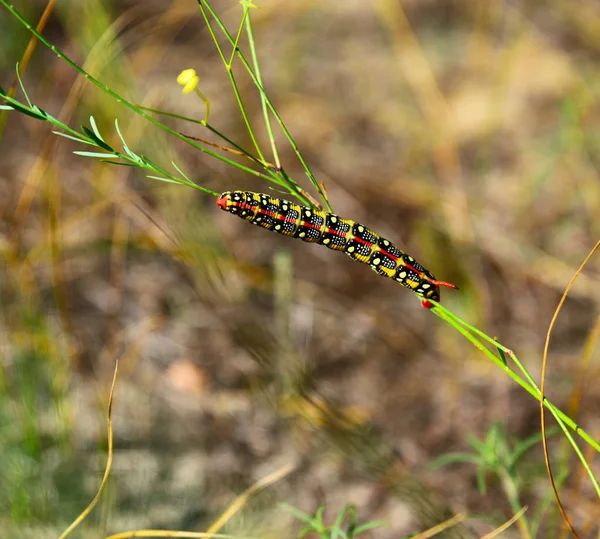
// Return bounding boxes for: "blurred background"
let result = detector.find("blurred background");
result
[1,0,600,537]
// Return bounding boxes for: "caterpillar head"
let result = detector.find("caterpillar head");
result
[216,191,233,211]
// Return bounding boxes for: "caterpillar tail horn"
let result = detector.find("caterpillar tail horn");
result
[420,279,459,309]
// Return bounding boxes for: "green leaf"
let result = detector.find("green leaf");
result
[73,151,119,158]
[89,115,105,142]
[114,118,137,159]
[80,125,114,152]
[146,175,186,185]
[4,101,46,120]
[100,160,138,167]
[15,61,32,107]
[314,504,327,527]
[476,462,487,494]
[353,520,388,535]
[429,453,481,469]
[280,503,312,524]
[31,105,48,119]
[330,525,348,539]
[297,524,315,538]
[171,160,191,181]
[53,131,95,145]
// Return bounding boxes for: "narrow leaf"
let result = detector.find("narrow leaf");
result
[114,118,136,159]
[53,131,96,145]
[353,521,388,534]
[100,160,138,167]
[80,125,114,152]
[74,151,119,158]
[5,101,46,120]
[89,115,105,142]
[15,61,32,107]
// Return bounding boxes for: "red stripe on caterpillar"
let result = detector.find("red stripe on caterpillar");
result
[217,191,458,307]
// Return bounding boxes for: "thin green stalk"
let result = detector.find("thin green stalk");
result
[197,0,332,211]
[546,399,600,498]
[245,13,281,170]
[135,104,283,179]
[434,301,513,353]
[431,304,600,457]
[498,468,531,538]
[0,1,273,186]
[432,299,600,469]
[227,5,248,68]
[198,3,265,163]
[0,91,219,196]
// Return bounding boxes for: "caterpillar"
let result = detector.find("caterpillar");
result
[216,191,458,307]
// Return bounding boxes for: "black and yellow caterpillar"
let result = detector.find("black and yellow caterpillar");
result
[217,191,457,307]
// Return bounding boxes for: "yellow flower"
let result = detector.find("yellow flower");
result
[177,69,199,94]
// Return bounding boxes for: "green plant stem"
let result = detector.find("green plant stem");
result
[198,3,266,163]
[0,1,273,187]
[228,6,248,68]
[431,304,600,455]
[498,468,531,538]
[135,105,284,181]
[197,0,332,211]
[245,13,281,170]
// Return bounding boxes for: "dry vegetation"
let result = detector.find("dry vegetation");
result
[1,0,600,537]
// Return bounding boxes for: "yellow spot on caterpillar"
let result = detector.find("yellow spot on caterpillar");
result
[275,225,282,230]
[399,271,407,279]
[357,226,364,233]
[422,283,431,289]
[373,258,381,265]
[383,240,390,246]
[331,216,337,223]
[407,256,414,262]
[323,238,331,245]
[347,246,356,253]
[282,204,289,210]
[299,232,306,238]
[305,210,312,217]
